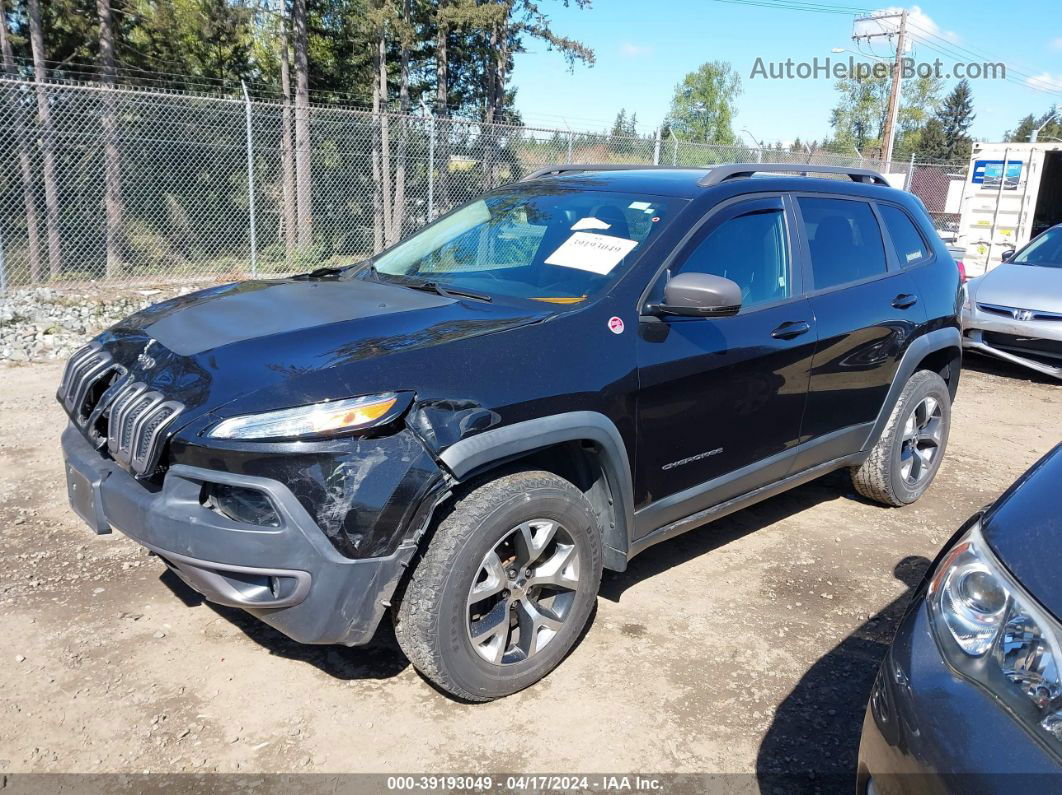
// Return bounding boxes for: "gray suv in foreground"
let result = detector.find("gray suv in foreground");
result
[859,444,1062,792]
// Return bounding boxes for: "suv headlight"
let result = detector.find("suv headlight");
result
[928,522,1062,749]
[209,392,407,440]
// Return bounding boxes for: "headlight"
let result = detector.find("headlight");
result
[209,392,404,440]
[928,523,1062,748]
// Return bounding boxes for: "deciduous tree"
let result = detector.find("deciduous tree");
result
[665,61,741,145]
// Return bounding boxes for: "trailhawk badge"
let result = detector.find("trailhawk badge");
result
[607,316,625,335]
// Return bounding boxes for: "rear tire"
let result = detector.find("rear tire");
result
[394,470,603,701]
[850,370,951,506]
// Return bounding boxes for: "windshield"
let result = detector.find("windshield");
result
[367,188,685,302]
[1012,226,1062,268]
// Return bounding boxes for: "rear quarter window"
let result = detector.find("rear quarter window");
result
[879,204,931,267]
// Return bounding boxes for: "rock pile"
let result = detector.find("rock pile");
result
[0,285,205,364]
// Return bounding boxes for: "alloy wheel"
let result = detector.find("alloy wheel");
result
[899,395,943,485]
[466,519,580,665]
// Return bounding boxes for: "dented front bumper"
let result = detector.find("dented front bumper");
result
[62,424,448,645]
[962,303,1062,380]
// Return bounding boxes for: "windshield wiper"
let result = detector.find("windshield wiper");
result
[402,280,493,302]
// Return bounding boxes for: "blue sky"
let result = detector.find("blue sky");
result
[511,0,1062,144]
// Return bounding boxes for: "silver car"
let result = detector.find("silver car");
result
[962,223,1062,380]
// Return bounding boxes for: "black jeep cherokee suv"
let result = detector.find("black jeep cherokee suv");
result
[59,163,961,700]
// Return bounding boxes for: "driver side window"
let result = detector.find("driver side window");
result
[674,207,791,309]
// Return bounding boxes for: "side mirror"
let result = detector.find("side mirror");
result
[1001,249,1015,262]
[650,272,742,317]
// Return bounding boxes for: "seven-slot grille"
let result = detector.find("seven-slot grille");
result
[58,343,121,422]
[58,343,184,477]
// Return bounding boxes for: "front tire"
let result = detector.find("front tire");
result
[394,470,603,701]
[850,370,951,506]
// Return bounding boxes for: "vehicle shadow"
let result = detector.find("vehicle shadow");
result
[755,555,931,794]
[963,352,1059,386]
[599,471,854,603]
[158,568,410,681]
[152,468,885,692]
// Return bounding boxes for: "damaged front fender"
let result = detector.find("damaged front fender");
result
[169,426,448,559]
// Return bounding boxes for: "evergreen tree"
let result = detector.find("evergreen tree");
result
[914,117,947,160]
[937,79,975,161]
[1006,107,1060,143]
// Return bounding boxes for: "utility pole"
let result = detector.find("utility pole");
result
[853,9,907,166]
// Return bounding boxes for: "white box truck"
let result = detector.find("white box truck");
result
[954,142,1062,276]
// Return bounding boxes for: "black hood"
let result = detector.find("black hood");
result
[96,277,551,423]
[982,443,1062,623]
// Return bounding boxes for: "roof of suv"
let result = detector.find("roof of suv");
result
[521,162,894,199]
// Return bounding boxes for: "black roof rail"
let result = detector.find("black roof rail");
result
[697,162,889,186]
[520,162,891,187]
[522,163,687,181]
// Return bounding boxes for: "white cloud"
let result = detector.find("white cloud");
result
[906,6,960,43]
[1027,72,1062,92]
[855,6,960,50]
[619,42,653,58]
[1051,37,1062,51]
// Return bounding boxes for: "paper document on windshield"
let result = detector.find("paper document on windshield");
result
[544,232,639,275]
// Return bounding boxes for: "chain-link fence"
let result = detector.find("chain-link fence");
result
[0,78,967,291]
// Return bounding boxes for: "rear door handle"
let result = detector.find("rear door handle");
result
[892,293,919,309]
[770,320,812,340]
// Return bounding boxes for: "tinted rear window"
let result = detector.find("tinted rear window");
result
[879,204,930,267]
[799,197,887,290]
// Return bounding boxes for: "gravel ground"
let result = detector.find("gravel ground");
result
[0,354,1058,791]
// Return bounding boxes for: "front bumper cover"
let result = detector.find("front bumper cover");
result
[962,304,1062,379]
[62,424,437,645]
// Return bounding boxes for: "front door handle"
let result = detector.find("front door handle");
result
[892,293,919,309]
[770,320,812,340]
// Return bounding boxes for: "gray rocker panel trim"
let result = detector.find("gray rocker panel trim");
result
[439,411,636,570]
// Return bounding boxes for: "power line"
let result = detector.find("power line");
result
[710,0,1062,99]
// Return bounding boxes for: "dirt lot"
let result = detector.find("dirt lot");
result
[1,356,1059,790]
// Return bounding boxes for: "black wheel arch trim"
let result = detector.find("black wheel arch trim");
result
[438,411,635,572]
[862,325,961,452]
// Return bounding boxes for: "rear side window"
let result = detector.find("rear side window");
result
[798,197,887,290]
[879,204,930,267]
[675,207,791,308]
